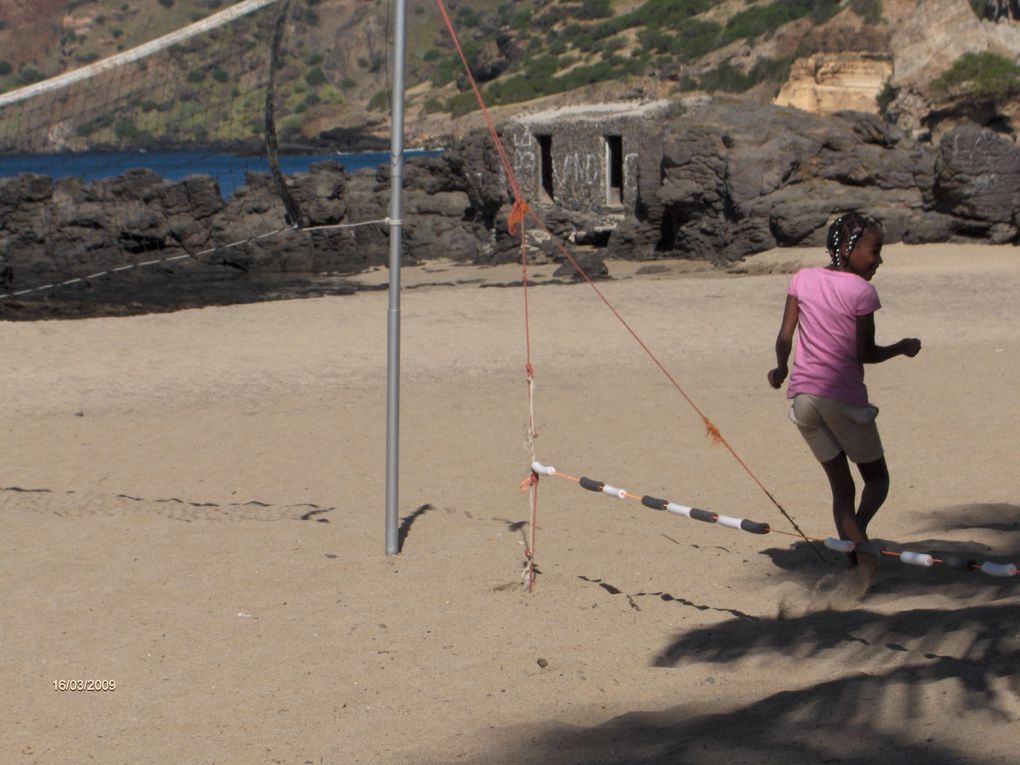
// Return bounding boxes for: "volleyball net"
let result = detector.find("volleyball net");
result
[0,0,379,318]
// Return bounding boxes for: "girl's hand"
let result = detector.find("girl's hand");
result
[768,367,787,389]
[900,338,922,357]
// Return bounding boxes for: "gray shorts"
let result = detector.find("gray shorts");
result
[789,393,884,465]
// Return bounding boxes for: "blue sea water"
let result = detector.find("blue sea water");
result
[0,148,443,199]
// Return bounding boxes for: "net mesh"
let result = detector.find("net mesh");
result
[0,0,365,319]
[0,0,280,164]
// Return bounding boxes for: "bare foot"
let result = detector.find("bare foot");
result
[850,551,878,594]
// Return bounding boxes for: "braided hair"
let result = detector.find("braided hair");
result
[826,212,882,268]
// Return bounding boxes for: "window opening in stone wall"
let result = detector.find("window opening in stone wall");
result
[537,134,554,203]
[606,135,623,206]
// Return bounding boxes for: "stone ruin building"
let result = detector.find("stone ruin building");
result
[506,100,672,222]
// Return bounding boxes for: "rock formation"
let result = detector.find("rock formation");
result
[879,0,1020,140]
[774,54,893,115]
[2,97,1017,319]
[500,97,1018,265]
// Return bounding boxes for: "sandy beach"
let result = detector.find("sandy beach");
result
[2,243,1018,764]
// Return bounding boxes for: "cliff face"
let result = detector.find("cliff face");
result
[884,0,1017,85]
[774,54,893,115]
[882,0,1020,139]
[769,0,1020,141]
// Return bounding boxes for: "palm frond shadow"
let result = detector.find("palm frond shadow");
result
[761,502,1020,601]
[922,502,1020,535]
[438,604,1019,765]
[655,603,1020,713]
[435,676,1001,765]
[645,602,1017,760]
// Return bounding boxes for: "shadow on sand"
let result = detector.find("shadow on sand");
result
[762,502,1020,602]
[423,503,1019,765]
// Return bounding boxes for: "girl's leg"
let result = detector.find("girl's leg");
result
[855,457,889,534]
[820,452,867,568]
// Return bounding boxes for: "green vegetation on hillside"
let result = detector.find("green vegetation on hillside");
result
[849,0,883,23]
[429,0,874,116]
[692,55,796,95]
[930,51,1020,102]
[721,0,840,44]
[0,0,1012,150]
[875,79,898,113]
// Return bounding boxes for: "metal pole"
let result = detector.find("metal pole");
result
[384,0,407,555]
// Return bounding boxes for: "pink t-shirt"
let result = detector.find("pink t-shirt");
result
[787,267,881,407]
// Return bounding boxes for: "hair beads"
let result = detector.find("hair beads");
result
[826,212,881,268]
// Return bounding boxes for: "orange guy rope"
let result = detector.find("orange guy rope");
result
[434,0,821,570]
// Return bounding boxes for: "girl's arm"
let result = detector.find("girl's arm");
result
[768,294,799,388]
[856,313,922,363]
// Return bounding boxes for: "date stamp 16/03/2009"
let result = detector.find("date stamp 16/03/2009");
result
[53,680,116,692]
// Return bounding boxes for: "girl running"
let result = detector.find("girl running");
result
[768,212,921,585]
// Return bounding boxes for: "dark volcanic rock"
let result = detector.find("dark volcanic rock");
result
[648,101,930,262]
[609,98,1019,263]
[932,125,1020,242]
[3,97,1017,320]
[318,126,389,151]
[553,250,608,281]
